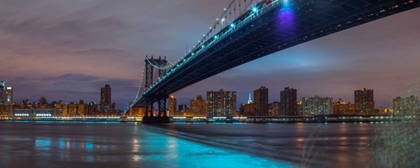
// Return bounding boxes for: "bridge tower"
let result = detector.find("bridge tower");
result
[143,56,170,123]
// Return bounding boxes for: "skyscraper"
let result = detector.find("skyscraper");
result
[207,89,236,117]
[5,86,13,105]
[354,88,375,114]
[168,95,177,116]
[254,86,269,116]
[280,87,297,116]
[0,81,13,105]
[0,81,5,105]
[100,84,112,111]
[247,93,253,104]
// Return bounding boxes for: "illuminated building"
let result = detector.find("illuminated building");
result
[0,81,13,105]
[239,103,255,116]
[207,89,237,117]
[11,97,61,117]
[280,87,297,116]
[5,86,12,105]
[247,93,253,104]
[190,95,207,116]
[333,99,355,115]
[68,102,77,116]
[355,88,375,114]
[301,96,333,116]
[379,107,394,114]
[86,102,99,116]
[112,103,116,110]
[12,108,61,117]
[254,86,269,116]
[0,105,8,116]
[269,101,280,116]
[168,95,177,116]
[178,104,187,113]
[38,97,49,109]
[61,103,68,116]
[100,84,112,111]
[297,101,302,116]
[128,102,145,116]
[393,95,419,114]
[0,81,5,105]
[78,100,85,116]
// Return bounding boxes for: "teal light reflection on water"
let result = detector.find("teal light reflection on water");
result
[36,139,51,147]
[58,138,65,149]
[137,126,293,168]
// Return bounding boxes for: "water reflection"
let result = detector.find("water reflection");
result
[0,122,383,168]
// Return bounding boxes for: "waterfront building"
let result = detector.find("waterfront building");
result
[280,87,297,116]
[354,88,373,114]
[301,96,333,116]
[333,99,355,115]
[168,95,177,116]
[393,95,419,114]
[207,89,237,117]
[128,106,145,116]
[100,84,112,111]
[297,101,302,116]
[379,107,394,114]
[269,101,280,116]
[239,103,255,116]
[190,95,207,116]
[86,102,99,116]
[61,102,68,116]
[19,99,31,109]
[68,102,78,116]
[0,105,8,116]
[0,81,13,105]
[254,86,269,116]
[12,108,61,117]
[178,104,188,113]
[354,88,375,114]
[78,100,85,116]
[0,81,5,105]
[38,97,49,109]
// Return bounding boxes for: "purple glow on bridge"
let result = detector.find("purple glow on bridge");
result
[276,7,295,30]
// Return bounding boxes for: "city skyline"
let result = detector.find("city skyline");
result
[1,1,420,109]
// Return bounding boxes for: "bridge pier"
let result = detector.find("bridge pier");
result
[142,95,170,124]
[142,56,170,124]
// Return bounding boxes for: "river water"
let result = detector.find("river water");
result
[0,122,393,168]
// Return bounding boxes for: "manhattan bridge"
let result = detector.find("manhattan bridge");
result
[126,0,419,123]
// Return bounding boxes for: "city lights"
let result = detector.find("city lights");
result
[252,7,258,13]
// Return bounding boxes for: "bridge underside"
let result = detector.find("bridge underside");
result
[133,0,419,107]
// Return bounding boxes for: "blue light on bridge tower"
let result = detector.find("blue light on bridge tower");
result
[230,23,235,28]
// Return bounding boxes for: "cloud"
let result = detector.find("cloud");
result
[0,0,419,110]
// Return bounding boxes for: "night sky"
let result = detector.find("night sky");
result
[1,0,419,109]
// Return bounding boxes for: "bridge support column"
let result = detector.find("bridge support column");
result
[142,56,170,123]
[156,95,170,123]
[142,95,169,123]
[143,56,155,123]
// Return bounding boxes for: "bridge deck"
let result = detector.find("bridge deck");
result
[133,0,419,107]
